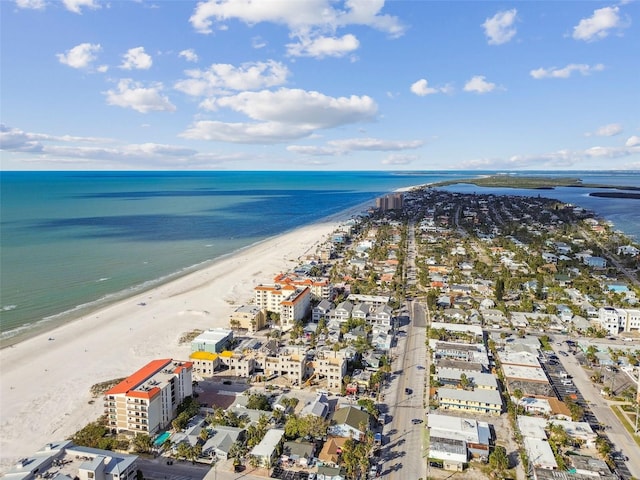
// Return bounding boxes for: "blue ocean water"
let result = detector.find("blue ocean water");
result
[0,170,638,345]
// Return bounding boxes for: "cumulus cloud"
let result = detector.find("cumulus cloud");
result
[573,6,625,41]
[410,78,449,96]
[482,9,518,45]
[175,60,290,98]
[179,49,199,63]
[15,0,46,10]
[585,123,623,137]
[463,75,496,94]
[180,88,377,143]
[56,43,101,69]
[287,34,359,58]
[104,79,176,113]
[530,63,604,79]
[626,136,640,147]
[189,0,404,59]
[120,47,153,70]
[62,0,100,14]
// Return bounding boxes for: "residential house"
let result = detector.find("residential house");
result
[328,406,371,440]
[249,428,285,468]
[201,426,244,460]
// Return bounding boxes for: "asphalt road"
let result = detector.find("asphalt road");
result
[381,300,427,480]
[550,340,640,478]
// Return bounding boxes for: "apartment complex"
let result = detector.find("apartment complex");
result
[598,307,640,335]
[104,358,193,435]
[376,193,404,211]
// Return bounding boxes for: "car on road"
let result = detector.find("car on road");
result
[411,418,423,424]
[166,460,173,465]
[405,387,412,394]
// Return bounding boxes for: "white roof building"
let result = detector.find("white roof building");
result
[523,437,557,470]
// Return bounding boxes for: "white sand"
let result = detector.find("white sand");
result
[0,204,368,472]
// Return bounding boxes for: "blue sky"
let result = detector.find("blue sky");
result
[1,0,639,171]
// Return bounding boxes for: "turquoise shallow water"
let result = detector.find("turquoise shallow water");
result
[1,170,638,344]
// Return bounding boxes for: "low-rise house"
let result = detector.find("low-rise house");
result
[281,441,315,467]
[435,368,498,390]
[317,436,350,467]
[191,329,234,354]
[202,426,244,460]
[300,393,330,419]
[328,406,371,440]
[249,428,285,468]
[313,299,334,323]
[584,256,607,269]
[427,413,492,461]
[436,387,502,415]
[523,437,557,470]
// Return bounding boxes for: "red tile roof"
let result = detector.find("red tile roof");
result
[105,358,172,395]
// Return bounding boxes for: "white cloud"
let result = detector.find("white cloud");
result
[328,137,422,151]
[410,79,439,96]
[175,60,290,98]
[120,47,153,70]
[189,0,404,59]
[56,43,102,69]
[104,79,176,113]
[460,139,640,169]
[215,88,376,127]
[626,136,640,147]
[252,36,267,49]
[15,0,46,10]
[0,125,240,169]
[180,88,377,143]
[287,137,422,155]
[463,75,496,94]
[381,154,416,165]
[287,34,360,58]
[62,0,100,14]
[530,63,604,79]
[179,49,199,63]
[287,145,337,156]
[573,6,625,41]
[482,9,518,45]
[585,123,623,137]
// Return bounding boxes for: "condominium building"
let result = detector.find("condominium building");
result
[598,307,640,334]
[104,358,193,434]
[254,284,312,328]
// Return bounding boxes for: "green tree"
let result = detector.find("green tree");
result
[489,445,509,472]
[246,393,272,411]
[132,433,153,453]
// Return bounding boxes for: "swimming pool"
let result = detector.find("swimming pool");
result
[153,431,170,446]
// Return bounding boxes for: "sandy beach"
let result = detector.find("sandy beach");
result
[0,204,367,472]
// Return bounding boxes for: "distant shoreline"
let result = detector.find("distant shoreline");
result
[429,174,640,192]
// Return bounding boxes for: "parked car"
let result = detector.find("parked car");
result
[411,418,423,424]
[405,387,412,394]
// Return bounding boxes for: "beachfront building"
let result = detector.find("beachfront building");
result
[597,307,640,335]
[3,441,138,480]
[273,272,332,300]
[376,193,403,211]
[253,284,311,329]
[104,358,193,435]
[229,305,266,333]
[191,328,233,354]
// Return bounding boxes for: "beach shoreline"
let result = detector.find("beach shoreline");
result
[0,200,371,473]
